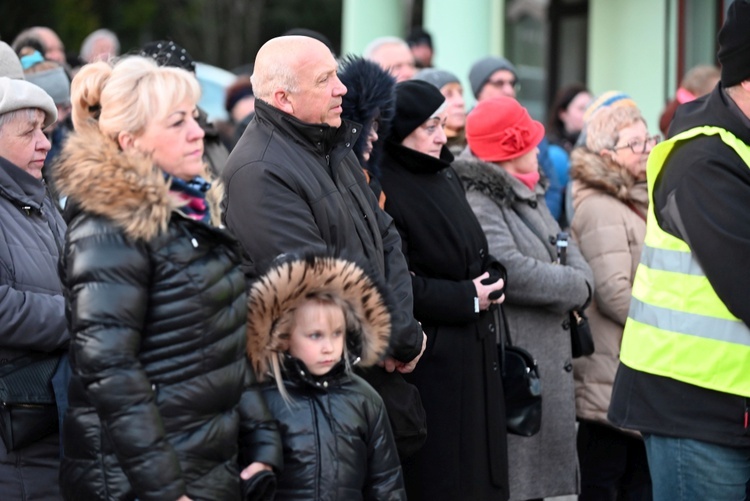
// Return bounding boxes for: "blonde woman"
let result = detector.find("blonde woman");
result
[55,56,281,501]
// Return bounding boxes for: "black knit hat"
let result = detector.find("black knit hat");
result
[718,0,750,87]
[389,80,446,143]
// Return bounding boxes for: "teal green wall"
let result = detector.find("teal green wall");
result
[588,0,672,134]
[341,0,406,56]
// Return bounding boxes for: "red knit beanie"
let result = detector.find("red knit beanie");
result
[466,96,545,162]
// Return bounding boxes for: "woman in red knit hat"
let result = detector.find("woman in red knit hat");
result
[454,96,593,501]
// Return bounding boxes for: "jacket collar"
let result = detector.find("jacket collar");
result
[453,155,546,206]
[671,83,750,146]
[282,354,353,391]
[254,99,361,157]
[0,156,47,210]
[569,147,643,204]
[54,128,223,241]
[383,141,454,174]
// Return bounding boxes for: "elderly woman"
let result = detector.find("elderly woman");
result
[378,80,508,501]
[54,56,281,501]
[569,105,657,500]
[454,96,593,501]
[0,77,66,499]
[413,68,467,154]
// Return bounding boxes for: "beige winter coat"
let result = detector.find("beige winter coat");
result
[569,148,647,431]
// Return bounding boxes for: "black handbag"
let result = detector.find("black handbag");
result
[494,307,542,437]
[568,307,595,358]
[0,352,61,452]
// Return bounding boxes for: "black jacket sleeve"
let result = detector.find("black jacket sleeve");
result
[238,361,283,471]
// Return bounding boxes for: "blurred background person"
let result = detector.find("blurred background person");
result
[658,64,720,137]
[544,84,592,226]
[223,75,254,149]
[364,36,416,83]
[11,26,66,65]
[55,55,281,501]
[406,27,433,68]
[455,96,593,501]
[414,67,467,154]
[469,55,519,101]
[0,40,24,79]
[0,76,66,501]
[380,80,508,501]
[79,28,120,63]
[569,105,656,501]
[339,54,396,208]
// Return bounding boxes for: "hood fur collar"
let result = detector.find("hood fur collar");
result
[452,156,545,207]
[54,128,223,241]
[246,255,391,381]
[569,147,640,203]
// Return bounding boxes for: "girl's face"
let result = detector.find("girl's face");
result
[129,99,205,181]
[289,300,345,376]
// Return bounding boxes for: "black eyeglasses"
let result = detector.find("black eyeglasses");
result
[487,78,520,92]
[612,135,661,154]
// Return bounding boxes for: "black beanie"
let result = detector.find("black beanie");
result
[389,80,446,143]
[718,0,750,87]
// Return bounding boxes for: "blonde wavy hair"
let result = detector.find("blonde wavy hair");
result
[585,106,646,153]
[70,56,201,142]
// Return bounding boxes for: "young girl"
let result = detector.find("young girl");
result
[246,255,406,500]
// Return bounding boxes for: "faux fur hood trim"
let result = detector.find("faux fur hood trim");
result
[54,128,223,241]
[453,156,546,207]
[246,255,391,381]
[569,147,639,203]
[338,55,396,177]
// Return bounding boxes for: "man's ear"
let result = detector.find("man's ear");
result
[740,80,750,93]
[118,131,135,151]
[273,89,294,115]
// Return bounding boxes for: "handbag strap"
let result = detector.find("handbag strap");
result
[624,200,647,222]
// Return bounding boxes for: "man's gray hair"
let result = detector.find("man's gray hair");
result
[80,29,120,62]
[251,63,300,101]
[363,36,409,60]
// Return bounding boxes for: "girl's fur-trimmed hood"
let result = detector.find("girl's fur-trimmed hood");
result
[54,128,223,241]
[246,255,391,381]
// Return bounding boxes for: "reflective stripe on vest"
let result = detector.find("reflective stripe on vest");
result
[620,125,750,397]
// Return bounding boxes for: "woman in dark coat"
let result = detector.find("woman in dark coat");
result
[378,80,509,501]
[55,56,281,501]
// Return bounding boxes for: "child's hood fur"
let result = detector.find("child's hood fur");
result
[246,255,391,380]
[53,127,223,241]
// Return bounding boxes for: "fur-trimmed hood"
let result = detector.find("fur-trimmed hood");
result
[569,147,640,202]
[246,255,391,381]
[338,55,396,178]
[452,155,548,207]
[54,128,223,241]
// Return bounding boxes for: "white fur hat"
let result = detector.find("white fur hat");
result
[0,76,57,128]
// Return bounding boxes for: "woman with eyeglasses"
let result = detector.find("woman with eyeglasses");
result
[569,105,656,500]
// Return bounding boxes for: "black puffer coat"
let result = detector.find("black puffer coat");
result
[54,130,282,501]
[261,360,405,501]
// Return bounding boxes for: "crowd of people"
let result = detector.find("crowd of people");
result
[0,3,748,499]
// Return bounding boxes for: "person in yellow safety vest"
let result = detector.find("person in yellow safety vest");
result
[608,2,750,499]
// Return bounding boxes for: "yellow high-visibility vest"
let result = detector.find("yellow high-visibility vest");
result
[620,125,750,397]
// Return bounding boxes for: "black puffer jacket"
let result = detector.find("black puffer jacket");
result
[261,359,405,501]
[54,130,282,501]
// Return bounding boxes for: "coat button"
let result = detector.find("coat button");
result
[345,142,350,147]
[488,323,495,332]
[352,127,357,133]
[479,248,485,257]
[492,361,499,372]
[529,201,538,209]
[564,362,573,372]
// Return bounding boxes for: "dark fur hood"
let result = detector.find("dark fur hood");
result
[569,146,640,203]
[54,128,223,241]
[338,55,396,178]
[453,156,547,207]
[246,255,391,381]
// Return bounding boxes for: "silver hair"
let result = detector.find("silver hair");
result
[251,63,300,101]
[0,108,40,135]
[80,29,120,62]
[363,36,409,60]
